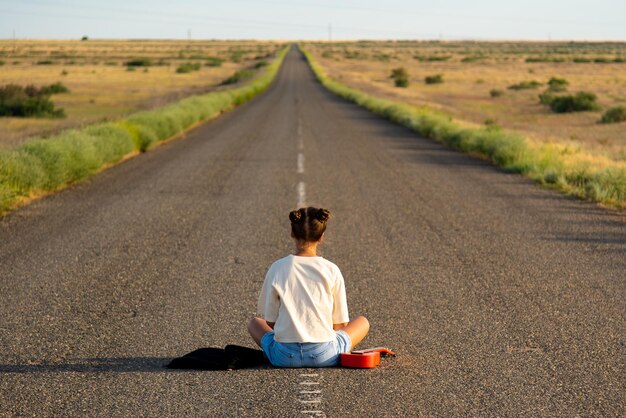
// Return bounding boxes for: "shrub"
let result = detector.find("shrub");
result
[0,60,5,66]
[0,84,65,118]
[484,118,499,127]
[221,69,255,85]
[538,91,556,105]
[343,50,367,60]
[205,56,223,67]
[549,92,600,113]
[0,46,290,215]
[390,67,409,88]
[424,74,443,84]
[61,69,68,76]
[176,62,201,73]
[572,57,591,63]
[125,58,152,67]
[547,77,568,92]
[372,53,391,62]
[490,89,504,98]
[253,60,268,69]
[600,106,626,124]
[414,55,451,62]
[321,51,333,59]
[41,82,70,95]
[230,50,246,63]
[508,80,541,90]
[81,36,89,41]
[299,45,626,208]
[36,60,55,65]
[462,56,485,63]
[525,56,565,63]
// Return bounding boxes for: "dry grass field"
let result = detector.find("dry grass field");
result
[305,41,626,162]
[0,40,282,148]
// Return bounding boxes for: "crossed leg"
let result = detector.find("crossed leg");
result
[247,315,370,349]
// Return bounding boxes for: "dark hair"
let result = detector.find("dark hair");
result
[289,207,331,242]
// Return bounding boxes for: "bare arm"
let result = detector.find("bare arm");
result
[333,323,348,331]
[267,322,275,329]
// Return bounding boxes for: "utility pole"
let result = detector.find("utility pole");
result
[328,23,332,42]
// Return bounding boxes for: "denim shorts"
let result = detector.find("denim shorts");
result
[260,330,352,368]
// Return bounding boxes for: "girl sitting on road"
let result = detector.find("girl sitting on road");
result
[248,207,369,367]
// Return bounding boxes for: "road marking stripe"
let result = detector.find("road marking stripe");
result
[297,153,305,174]
[299,373,318,377]
[300,390,322,394]
[299,380,319,385]
[297,181,306,208]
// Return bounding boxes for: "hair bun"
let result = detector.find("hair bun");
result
[289,209,304,223]
[316,208,330,222]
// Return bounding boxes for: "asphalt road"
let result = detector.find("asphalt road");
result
[1,47,624,417]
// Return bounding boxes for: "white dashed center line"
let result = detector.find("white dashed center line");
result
[297,181,306,208]
[298,373,324,416]
[294,123,324,417]
[297,153,305,174]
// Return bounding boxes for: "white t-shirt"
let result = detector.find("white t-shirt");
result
[257,255,350,343]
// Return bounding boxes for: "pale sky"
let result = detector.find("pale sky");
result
[1,0,625,40]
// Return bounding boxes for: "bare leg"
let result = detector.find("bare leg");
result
[337,316,370,349]
[248,317,273,348]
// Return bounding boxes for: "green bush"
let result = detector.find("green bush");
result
[373,53,391,62]
[538,91,556,105]
[254,61,268,69]
[414,55,451,62]
[525,56,566,63]
[205,56,223,67]
[424,74,443,84]
[221,69,255,85]
[390,67,409,88]
[41,82,70,95]
[0,84,65,118]
[462,56,485,63]
[229,50,246,63]
[176,62,201,73]
[490,89,504,98]
[547,77,568,92]
[0,46,290,215]
[36,60,55,65]
[299,45,626,208]
[600,106,626,124]
[0,60,5,66]
[549,92,600,113]
[125,58,152,67]
[508,80,541,90]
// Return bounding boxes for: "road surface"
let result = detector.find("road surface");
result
[1,47,624,416]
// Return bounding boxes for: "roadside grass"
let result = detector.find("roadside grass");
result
[300,46,626,208]
[305,41,626,160]
[0,40,282,147]
[0,46,289,215]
